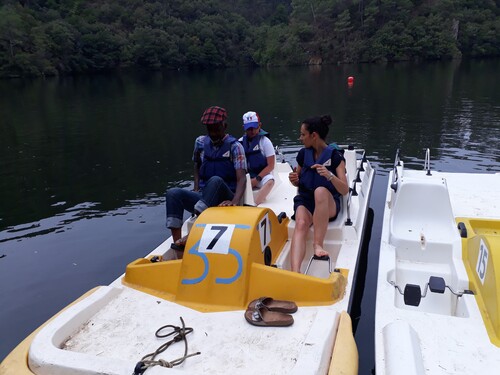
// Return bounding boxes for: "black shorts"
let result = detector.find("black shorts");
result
[292,193,341,221]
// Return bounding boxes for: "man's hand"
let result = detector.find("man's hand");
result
[218,200,235,207]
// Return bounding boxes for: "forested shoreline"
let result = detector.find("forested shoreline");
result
[1,0,499,78]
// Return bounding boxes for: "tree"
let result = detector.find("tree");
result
[0,5,25,64]
[334,9,353,53]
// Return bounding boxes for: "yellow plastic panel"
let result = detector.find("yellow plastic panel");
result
[248,263,347,306]
[459,218,500,346]
[329,311,358,375]
[122,206,348,312]
[122,258,182,300]
[175,206,288,311]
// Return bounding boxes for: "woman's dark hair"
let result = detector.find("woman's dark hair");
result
[302,115,332,140]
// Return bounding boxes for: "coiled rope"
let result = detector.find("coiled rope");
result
[133,317,201,374]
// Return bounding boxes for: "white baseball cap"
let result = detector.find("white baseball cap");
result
[242,111,260,130]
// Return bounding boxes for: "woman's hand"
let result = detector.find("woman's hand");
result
[311,164,332,180]
[289,167,299,186]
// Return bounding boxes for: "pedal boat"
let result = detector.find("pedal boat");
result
[375,149,500,375]
[1,147,374,375]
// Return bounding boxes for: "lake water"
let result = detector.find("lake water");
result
[1,59,499,373]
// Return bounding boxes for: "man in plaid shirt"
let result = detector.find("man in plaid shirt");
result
[165,106,247,258]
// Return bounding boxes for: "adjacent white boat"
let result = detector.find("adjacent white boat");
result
[375,149,500,375]
[0,146,374,375]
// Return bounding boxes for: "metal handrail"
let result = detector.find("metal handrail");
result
[275,146,285,163]
[424,148,432,176]
[390,148,401,192]
[345,179,354,226]
[344,148,367,226]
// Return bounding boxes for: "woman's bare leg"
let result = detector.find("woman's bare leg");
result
[290,206,313,272]
[312,188,337,257]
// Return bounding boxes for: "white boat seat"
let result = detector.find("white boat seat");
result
[389,176,460,263]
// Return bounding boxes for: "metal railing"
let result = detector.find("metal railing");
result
[345,148,368,226]
[390,148,401,192]
[424,148,432,176]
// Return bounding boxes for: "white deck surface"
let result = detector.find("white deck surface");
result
[27,284,344,375]
[429,171,500,219]
[57,287,338,375]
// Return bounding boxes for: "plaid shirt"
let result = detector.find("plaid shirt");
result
[193,134,247,170]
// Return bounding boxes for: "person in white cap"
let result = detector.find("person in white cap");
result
[239,111,275,205]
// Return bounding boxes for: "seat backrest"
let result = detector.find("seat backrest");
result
[390,176,458,246]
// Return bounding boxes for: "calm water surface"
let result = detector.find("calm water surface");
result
[1,60,499,373]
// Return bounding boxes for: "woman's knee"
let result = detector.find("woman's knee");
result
[314,187,330,201]
[294,217,311,233]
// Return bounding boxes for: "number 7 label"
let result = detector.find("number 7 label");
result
[259,214,271,252]
[199,224,235,254]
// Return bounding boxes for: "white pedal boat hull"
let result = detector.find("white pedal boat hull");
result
[375,150,500,375]
[1,148,374,375]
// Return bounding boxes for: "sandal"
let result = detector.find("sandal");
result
[170,235,188,252]
[247,297,298,314]
[244,307,294,327]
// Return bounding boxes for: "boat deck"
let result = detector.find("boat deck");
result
[424,171,500,219]
[31,286,342,375]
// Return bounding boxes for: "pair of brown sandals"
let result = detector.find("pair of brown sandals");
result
[244,297,298,327]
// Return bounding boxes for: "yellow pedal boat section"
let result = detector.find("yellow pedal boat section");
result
[123,206,348,312]
[459,218,500,347]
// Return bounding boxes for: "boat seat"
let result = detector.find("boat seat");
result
[388,176,470,315]
[390,176,460,263]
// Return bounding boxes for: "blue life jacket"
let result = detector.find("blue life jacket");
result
[240,134,267,177]
[299,146,340,197]
[199,135,237,191]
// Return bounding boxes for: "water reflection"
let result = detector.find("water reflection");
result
[2,61,500,231]
[0,196,165,244]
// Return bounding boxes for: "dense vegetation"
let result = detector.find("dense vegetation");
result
[1,0,499,77]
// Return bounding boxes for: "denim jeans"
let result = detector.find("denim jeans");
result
[165,176,235,229]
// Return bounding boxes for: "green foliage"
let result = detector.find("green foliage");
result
[0,0,498,77]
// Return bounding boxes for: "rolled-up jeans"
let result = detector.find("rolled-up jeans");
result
[165,176,235,229]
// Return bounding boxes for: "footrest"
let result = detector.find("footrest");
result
[304,254,332,275]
